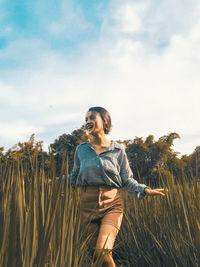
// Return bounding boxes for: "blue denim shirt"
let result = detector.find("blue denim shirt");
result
[69,141,149,199]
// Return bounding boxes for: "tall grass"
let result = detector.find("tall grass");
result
[115,174,200,266]
[0,152,95,267]
[0,151,199,266]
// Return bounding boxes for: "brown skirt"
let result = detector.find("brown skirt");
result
[79,186,124,230]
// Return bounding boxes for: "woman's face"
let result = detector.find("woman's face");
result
[85,111,104,135]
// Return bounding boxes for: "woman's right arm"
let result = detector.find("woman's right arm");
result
[68,147,80,185]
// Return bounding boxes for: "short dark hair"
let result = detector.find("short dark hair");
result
[88,106,112,134]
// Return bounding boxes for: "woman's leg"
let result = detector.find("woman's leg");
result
[94,223,120,267]
[87,221,100,252]
[94,188,123,266]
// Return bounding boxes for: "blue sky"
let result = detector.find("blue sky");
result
[0,0,108,50]
[0,0,200,155]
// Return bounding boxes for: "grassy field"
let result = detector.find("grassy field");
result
[0,152,199,267]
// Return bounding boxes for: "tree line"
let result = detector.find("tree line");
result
[0,126,200,187]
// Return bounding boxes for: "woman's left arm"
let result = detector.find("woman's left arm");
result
[120,148,166,199]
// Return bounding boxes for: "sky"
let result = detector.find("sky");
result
[0,0,200,156]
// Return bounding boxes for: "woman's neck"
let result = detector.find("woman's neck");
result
[89,133,110,147]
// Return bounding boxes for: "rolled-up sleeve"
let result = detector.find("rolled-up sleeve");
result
[120,149,149,199]
[68,147,80,185]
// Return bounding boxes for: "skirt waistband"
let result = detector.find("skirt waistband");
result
[78,185,118,191]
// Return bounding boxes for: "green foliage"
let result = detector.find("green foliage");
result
[125,132,183,186]
[50,125,88,176]
[1,130,199,187]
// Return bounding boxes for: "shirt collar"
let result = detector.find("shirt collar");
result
[86,140,121,152]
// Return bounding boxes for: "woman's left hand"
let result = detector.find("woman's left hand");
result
[144,187,166,196]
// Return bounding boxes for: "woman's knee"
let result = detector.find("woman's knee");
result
[96,224,119,250]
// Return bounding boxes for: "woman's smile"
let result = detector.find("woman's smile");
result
[86,122,95,132]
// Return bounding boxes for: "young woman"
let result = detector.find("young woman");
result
[70,106,165,267]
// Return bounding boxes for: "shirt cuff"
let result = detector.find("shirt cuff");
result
[137,185,151,199]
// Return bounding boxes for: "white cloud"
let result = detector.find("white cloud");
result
[0,121,43,143]
[101,0,200,51]
[113,4,141,33]
[0,0,200,155]
[0,81,17,102]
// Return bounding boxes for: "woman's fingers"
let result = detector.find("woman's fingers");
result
[156,189,165,196]
[151,189,164,196]
[155,188,165,194]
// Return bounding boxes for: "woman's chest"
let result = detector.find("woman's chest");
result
[92,145,109,155]
[79,149,120,175]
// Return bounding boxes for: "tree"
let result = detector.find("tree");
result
[50,125,88,176]
[126,132,181,186]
